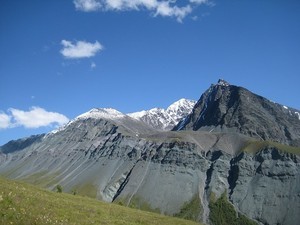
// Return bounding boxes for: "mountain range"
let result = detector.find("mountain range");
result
[128,98,196,130]
[0,79,299,225]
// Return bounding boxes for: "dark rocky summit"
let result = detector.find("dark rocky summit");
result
[175,79,300,146]
[0,80,299,225]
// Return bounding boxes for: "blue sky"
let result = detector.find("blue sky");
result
[1,0,300,145]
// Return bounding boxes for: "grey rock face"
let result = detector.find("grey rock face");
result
[175,80,300,146]
[229,148,300,225]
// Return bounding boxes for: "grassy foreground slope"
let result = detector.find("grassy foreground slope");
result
[0,177,201,225]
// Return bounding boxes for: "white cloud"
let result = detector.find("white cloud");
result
[74,0,102,12]
[91,62,97,69]
[155,3,192,22]
[73,0,211,22]
[189,0,208,4]
[0,112,11,129]
[0,107,69,129]
[60,40,103,59]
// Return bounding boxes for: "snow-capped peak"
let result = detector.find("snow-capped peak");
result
[128,98,196,130]
[166,98,196,114]
[45,108,126,138]
[127,110,148,119]
[76,108,125,120]
[47,99,197,138]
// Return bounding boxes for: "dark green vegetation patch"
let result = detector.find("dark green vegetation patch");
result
[209,192,257,225]
[175,193,202,221]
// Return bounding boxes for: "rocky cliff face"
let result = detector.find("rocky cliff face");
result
[175,79,300,147]
[0,80,299,225]
[228,148,300,225]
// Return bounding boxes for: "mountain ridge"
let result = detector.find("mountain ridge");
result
[0,79,300,225]
[128,98,196,130]
[175,79,300,146]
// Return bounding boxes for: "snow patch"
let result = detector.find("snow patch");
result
[77,108,125,120]
[282,105,300,120]
[44,120,75,138]
[127,98,196,130]
[176,116,189,131]
[295,112,300,120]
[128,110,147,119]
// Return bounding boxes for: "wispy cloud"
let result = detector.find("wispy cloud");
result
[60,40,103,59]
[0,112,11,129]
[0,107,69,129]
[189,0,207,4]
[91,62,97,69]
[73,0,211,22]
[74,0,102,12]
[155,2,192,22]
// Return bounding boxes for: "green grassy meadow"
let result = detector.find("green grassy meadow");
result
[0,177,201,225]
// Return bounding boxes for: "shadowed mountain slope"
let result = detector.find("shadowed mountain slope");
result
[175,79,300,146]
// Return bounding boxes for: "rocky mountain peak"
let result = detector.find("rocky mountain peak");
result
[166,98,196,115]
[128,98,196,130]
[77,108,126,120]
[175,80,300,146]
[216,79,230,87]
